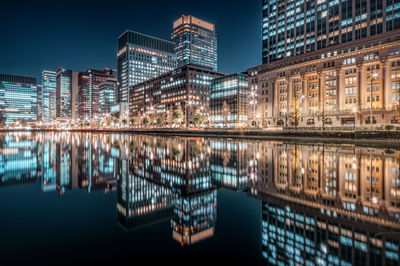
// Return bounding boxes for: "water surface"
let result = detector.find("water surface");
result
[0,132,399,265]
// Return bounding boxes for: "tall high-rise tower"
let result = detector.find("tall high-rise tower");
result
[117,30,177,103]
[171,15,218,71]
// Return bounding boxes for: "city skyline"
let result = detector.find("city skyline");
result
[0,0,262,81]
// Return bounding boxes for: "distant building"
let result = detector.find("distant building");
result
[41,70,57,121]
[172,15,217,71]
[99,78,117,116]
[78,68,116,121]
[110,102,129,121]
[210,73,248,127]
[129,64,225,127]
[117,30,177,103]
[56,68,78,120]
[0,73,38,124]
[261,0,400,64]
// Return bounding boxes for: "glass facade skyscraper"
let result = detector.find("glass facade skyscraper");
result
[262,0,400,64]
[56,68,78,120]
[41,70,57,121]
[0,73,38,124]
[210,73,248,127]
[78,68,116,120]
[117,30,177,103]
[98,78,117,116]
[171,15,218,71]
[56,68,72,119]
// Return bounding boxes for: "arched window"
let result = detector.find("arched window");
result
[307,118,315,125]
[325,118,333,125]
[277,119,284,126]
[365,116,376,124]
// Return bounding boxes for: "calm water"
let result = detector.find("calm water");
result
[0,132,399,265]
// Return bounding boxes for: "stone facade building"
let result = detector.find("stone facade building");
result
[248,31,400,127]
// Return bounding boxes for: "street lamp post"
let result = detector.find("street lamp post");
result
[352,107,357,131]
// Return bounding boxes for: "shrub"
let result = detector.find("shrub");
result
[384,124,396,131]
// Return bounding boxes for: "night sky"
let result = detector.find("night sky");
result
[0,0,261,81]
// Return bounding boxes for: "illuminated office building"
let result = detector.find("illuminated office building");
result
[78,68,116,120]
[171,15,218,71]
[253,1,400,127]
[99,78,117,116]
[0,73,38,124]
[210,73,248,127]
[56,68,78,120]
[41,70,57,121]
[117,30,177,103]
[129,65,225,127]
[249,35,400,127]
[262,0,400,64]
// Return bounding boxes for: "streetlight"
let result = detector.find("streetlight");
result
[369,72,379,131]
[352,107,357,131]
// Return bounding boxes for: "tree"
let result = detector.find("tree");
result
[142,116,150,127]
[290,96,301,130]
[113,119,120,127]
[173,107,183,127]
[166,105,174,127]
[136,111,143,128]
[193,112,205,126]
[156,117,164,127]
[0,110,6,127]
[122,119,127,126]
[318,103,329,130]
[130,118,136,128]
[222,101,230,127]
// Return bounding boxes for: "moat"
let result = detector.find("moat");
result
[0,132,399,265]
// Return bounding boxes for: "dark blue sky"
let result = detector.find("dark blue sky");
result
[0,0,261,81]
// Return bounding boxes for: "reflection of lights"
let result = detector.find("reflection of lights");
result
[320,243,328,254]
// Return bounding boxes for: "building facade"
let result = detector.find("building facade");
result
[99,78,117,116]
[262,0,400,64]
[0,73,38,124]
[171,15,218,71]
[249,32,400,127]
[117,30,177,103]
[56,68,78,120]
[129,64,225,127]
[78,68,116,121]
[41,70,57,122]
[210,73,248,127]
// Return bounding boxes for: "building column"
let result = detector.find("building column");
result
[382,58,392,110]
[357,63,365,114]
[300,74,306,124]
[287,77,292,124]
[317,71,323,126]
[273,80,279,123]
[337,67,344,113]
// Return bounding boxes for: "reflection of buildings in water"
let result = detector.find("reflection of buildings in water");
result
[249,143,400,265]
[40,137,57,192]
[116,170,175,230]
[250,144,400,224]
[172,189,217,246]
[0,134,38,187]
[209,140,249,190]
[77,133,116,192]
[115,135,218,245]
[261,200,400,265]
